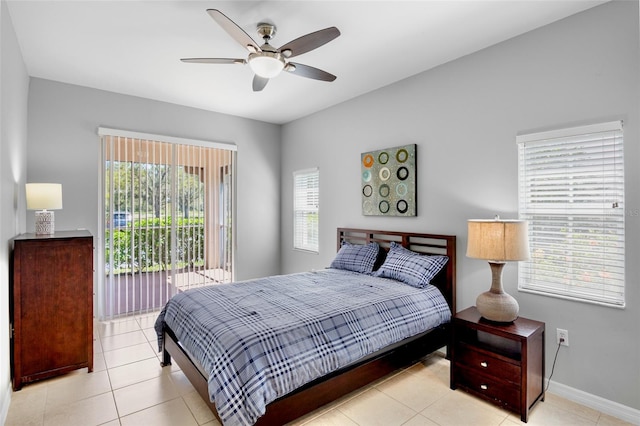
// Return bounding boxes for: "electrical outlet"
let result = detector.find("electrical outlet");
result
[557,328,569,346]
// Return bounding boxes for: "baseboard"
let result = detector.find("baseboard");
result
[0,380,11,426]
[547,380,640,425]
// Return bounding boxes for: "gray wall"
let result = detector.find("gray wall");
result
[281,1,639,411]
[0,0,29,419]
[2,0,638,421]
[26,78,282,316]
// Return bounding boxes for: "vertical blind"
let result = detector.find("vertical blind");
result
[99,128,236,319]
[517,121,625,307]
[293,168,319,252]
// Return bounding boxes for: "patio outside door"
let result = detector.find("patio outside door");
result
[99,130,236,319]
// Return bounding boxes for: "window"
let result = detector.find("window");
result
[99,128,236,319]
[293,168,319,253]
[517,121,624,307]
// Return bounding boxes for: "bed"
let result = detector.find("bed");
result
[156,228,456,425]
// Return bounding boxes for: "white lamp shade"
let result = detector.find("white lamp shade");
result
[249,53,285,78]
[26,183,63,210]
[467,219,529,262]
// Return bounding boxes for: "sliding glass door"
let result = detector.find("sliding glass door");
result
[99,130,236,319]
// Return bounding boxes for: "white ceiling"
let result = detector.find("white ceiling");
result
[7,0,607,124]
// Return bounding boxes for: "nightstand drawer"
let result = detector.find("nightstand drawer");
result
[456,367,521,412]
[455,343,521,385]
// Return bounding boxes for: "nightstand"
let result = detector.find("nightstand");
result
[450,306,545,422]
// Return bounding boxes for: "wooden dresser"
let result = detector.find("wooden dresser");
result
[450,306,545,422]
[11,230,94,390]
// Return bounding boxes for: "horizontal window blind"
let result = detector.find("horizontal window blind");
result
[293,168,319,253]
[517,121,625,307]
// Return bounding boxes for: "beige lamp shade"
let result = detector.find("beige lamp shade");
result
[466,218,529,322]
[26,183,63,210]
[467,219,530,262]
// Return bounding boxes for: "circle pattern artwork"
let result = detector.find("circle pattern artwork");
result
[396,182,408,196]
[396,148,409,163]
[379,167,391,181]
[397,166,409,181]
[363,200,373,214]
[361,144,416,216]
[379,184,390,198]
[362,154,374,168]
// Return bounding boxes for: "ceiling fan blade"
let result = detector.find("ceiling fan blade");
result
[206,9,261,53]
[181,58,246,65]
[278,27,340,58]
[253,75,269,92]
[286,63,336,82]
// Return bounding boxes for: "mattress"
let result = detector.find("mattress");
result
[155,268,450,425]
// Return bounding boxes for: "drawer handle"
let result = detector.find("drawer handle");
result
[480,361,488,368]
[480,384,488,391]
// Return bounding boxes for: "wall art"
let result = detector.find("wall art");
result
[361,144,416,216]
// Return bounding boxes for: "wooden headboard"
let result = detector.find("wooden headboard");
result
[337,227,456,314]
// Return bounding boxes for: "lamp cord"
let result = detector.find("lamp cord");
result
[545,341,562,393]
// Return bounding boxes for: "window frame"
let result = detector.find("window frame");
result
[517,121,625,308]
[293,167,320,253]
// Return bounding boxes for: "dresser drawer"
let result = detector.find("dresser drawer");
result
[455,366,521,412]
[455,343,521,385]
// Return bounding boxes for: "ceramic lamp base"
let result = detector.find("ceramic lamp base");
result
[35,210,55,235]
[476,290,519,323]
[476,261,519,323]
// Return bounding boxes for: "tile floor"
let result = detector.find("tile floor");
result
[5,312,635,426]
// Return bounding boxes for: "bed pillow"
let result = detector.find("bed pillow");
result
[374,241,449,288]
[329,242,380,274]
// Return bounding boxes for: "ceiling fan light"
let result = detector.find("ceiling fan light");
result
[249,53,285,78]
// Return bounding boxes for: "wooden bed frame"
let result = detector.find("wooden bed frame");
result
[160,228,456,425]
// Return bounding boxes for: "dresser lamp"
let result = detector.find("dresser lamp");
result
[26,183,63,235]
[466,217,530,323]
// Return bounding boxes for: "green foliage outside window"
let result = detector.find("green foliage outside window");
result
[105,217,205,274]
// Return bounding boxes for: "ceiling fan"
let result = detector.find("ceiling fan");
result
[181,9,341,92]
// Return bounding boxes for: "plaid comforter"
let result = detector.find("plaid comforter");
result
[155,268,450,425]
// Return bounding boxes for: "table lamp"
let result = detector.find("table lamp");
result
[26,183,63,235]
[466,217,530,323]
